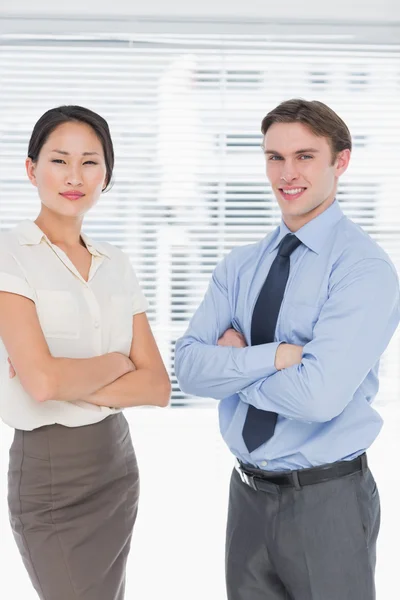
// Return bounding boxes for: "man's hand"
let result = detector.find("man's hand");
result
[274,343,303,370]
[217,328,247,348]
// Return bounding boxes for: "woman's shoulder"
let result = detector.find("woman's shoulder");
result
[101,242,126,258]
[80,231,128,263]
[89,238,133,265]
[97,242,132,267]
[0,227,20,254]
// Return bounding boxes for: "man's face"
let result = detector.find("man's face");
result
[263,122,350,231]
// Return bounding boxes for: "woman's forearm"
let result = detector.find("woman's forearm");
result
[82,368,171,408]
[44,353,134,402]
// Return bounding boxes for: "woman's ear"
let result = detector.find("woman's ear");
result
[25,157,38,187]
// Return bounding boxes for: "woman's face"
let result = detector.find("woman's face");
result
[26,121,108,219]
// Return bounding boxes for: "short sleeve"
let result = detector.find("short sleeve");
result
[0,251,35,301]
[124,255,149,315]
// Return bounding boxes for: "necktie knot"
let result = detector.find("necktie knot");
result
[278,233,301,258]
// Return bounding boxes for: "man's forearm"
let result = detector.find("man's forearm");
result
[82,368,171,408]
[175,337,281,399]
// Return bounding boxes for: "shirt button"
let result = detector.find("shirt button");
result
[94,321,100,328]
[260,460,268,467]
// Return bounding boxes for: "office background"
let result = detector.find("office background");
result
[0,2,399,598]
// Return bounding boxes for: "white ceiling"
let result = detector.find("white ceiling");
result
[1,0,399,23]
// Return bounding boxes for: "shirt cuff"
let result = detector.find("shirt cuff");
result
[0,273,35,302]
[242,341,281,378]
[132,293,149,315]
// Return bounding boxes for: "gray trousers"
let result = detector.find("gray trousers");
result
[225,463,380,600]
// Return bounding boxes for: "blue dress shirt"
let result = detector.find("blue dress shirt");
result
[175,201,400,471]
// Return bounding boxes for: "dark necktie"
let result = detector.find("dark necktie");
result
[242,233,302,453]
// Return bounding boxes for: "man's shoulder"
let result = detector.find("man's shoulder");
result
[334,216,397,276]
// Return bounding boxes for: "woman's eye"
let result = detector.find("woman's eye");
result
[51,159,98,165]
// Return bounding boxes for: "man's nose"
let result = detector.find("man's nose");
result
[281,161,299,182]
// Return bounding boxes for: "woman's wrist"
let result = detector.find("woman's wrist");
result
[111,352,135,377]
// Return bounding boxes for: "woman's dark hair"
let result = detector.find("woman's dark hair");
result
[27,105,114,191]
[261,98,352,163]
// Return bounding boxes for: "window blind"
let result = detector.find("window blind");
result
[0,33,399,406]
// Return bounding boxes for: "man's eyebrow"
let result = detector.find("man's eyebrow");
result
[294,148,319,154]
[264,148,320,155]
[50,149,100,156]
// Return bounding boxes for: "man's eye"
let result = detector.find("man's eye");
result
[299,155,313,160]
[268,155,283,161]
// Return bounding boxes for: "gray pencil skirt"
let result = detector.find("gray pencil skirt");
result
[7,413,139,600]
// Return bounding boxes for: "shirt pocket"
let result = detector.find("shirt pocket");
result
[35,290,80,339]
[285,302,323,345]
[110,294,133,354]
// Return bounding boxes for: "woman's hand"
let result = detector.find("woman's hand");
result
[8,357,16,378]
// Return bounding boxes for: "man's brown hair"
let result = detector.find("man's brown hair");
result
[261,98,352,162]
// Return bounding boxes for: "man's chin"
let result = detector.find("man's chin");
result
[282,199,335,227]
[281,204,312,219]
[275,192,309,211]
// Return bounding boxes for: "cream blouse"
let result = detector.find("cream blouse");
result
[0,220,148,430]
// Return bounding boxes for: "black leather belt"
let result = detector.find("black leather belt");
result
[236,453,367,491]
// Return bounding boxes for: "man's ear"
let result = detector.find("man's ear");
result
[335,149,351,178]
[25,157,38,187]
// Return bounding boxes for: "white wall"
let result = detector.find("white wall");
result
[1,0,399,23]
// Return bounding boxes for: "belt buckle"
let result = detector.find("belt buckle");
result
[237,463,257,491]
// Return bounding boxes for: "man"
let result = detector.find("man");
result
[174,98,400,600]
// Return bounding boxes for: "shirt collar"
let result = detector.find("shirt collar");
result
[15,219,111,258]
[80,232,111,258]
[269,200,345,255]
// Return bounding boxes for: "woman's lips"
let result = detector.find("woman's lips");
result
[60,192,85,201]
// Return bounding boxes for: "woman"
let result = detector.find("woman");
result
[0,105,171,600]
